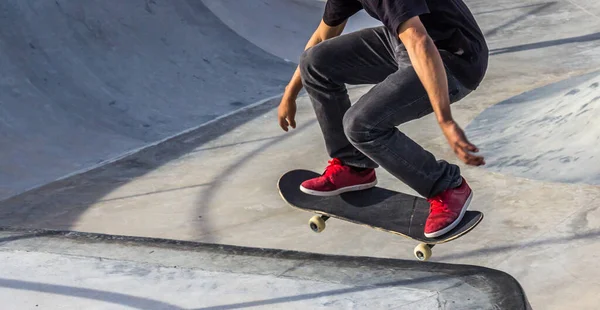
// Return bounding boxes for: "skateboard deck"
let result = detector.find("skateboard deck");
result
[278,169,483,261]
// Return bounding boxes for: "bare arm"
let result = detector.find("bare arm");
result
[278,20,346,131]
[397,16,452,125]
[398,16,484,166]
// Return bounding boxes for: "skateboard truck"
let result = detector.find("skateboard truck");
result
[309,214,435,261]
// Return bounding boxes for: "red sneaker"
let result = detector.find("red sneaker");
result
[300,158,377,196]
[424,178,473,238]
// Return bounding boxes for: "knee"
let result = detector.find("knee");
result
[299,46,314,75]
[299,43,331,79]
[343,108,371,144]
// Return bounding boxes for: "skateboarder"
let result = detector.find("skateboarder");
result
[277,0,489,238]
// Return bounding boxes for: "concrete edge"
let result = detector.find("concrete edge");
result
[0,226,531,309]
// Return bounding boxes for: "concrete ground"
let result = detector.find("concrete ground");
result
[0,0,294,200]
[2,0,600,309]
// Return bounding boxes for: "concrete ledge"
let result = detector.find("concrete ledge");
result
[0,227,531,309]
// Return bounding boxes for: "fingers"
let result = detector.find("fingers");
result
[278,115,296,132]
[459,152,484,166]
[465,142,479,153]
[464,153,485,166]
[466,154,485,166]
[445,124,484,165]
[288,108,297,129]
[456,136,479,153]
[279,117,289,132]
[451,125,479,153]
[278,100,297,131]
[454,143,485,166]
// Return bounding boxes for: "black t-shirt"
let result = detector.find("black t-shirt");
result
[322,0,488,89]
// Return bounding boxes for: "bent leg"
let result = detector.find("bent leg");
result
[299,26,400,168]
[342,65,472,198]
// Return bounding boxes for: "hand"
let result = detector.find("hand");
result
[278,95,297,132]
[440,120,485,166]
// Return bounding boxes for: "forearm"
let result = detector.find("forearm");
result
[404,36,454,124]
[284,67,304,99]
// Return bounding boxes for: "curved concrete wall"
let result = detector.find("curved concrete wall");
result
[0,0,294,200]
[201,0,381,62]
[466,70,600,185]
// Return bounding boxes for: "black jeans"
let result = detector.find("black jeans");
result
[299,26,472,198]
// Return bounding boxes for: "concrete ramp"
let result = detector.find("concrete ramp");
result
[466,70,600,185]
[201,0,382,62]
[0,0,293,200]
[0,228,530,310]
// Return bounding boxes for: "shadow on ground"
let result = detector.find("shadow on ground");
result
[0,98,286,243]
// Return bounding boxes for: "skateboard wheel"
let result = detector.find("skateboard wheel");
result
[309,215,326,233]
[414,243,432,261]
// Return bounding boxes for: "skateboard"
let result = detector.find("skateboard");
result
[277,169,483,261]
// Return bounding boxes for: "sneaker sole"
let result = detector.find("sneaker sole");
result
[299,180,378,196]
[423,190,473,238]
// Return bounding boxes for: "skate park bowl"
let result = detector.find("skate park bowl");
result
[1,0,600,309]
[466,69,600,185]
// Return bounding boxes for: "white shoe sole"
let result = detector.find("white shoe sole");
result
[424,191,473,238]
[300,180,378,196]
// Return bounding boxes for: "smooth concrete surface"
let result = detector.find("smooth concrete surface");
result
[0,229,530,310]
[467,70,600,185]
[2,0,600,309]
[201,0,382,62]
[0,0,293,200]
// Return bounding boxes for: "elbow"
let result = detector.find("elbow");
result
[402,30,432,54]
[397,16,433,52]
